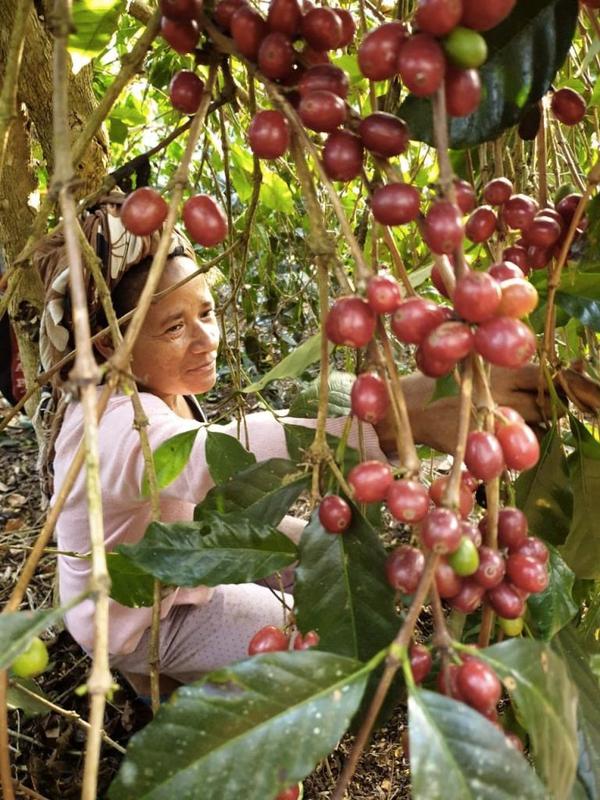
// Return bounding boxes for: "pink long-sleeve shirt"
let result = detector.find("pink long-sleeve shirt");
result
[53,388,386,657]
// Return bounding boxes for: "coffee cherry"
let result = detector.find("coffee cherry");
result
[461,519,482,546]
[231,6,268,60]
[507,553,549,593]
[430,263,453,298]
[301,7,342,50]
[421,507,462,554]
[473,546,506,589]
[443,26,488,69]
[525,215,562,248]
[351,373,390,424]
[551,87,586,126]
[445,66,482,116]
[501,247,530,273]
[276,786,300,800]
[435,558,463,597]
[454,179,476,214]
[556,193,582,225]
[527,244,552,271]
[391,298,447,345]
[267,0,302,36]
[371,183,420,226]
[465,431,505,482]
[449,577,486,612]
[465,206,498,244]
[248,625,289,655]
[448,536,480,576]
[366,273,401,313]
[397,34,446,98]
[422,200,464,254]
[474,317,536,369]
[323,130,363,181]
[497,278,538,318]
[10,636,49,678]
[298,65,349,99]
[494,403,525,431]
[358,21,408,81]
[183,194,228,247]
[461,469,479,494]
[410,643,433,683]
[258,32,295,80]
[498,616,524,636]
[358,113,410,158]
[483,177,513,206]
[497,507,528,550]
[457,658,502,713]
[325,296,376,347]
[453,271,501,322]
[429,476,474,519]
[214,0,247,31]
[318,494,352,533]
[487,581,525,618]
[298,89,346,132]
[294,630,320,650]
[248,110,290,159]
[121,188,168,236]
[160,0,202,20]
[386,479,429,523]
[501,194,538,231]
[160,16,199,53]
[348,460,393,503]
[169,70,204,115]
[497,423,540,471]
[437,663,464,699]
[515,536,548,564]
[300,43,331,66]
[460,0,516,30]
[421,321,474,363]
[415,0,462,36]
[386,545,425,593]
[488,259,525,282]
[335,9,355,46]
[415,344,456,378]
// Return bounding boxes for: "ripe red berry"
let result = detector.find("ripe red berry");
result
[551,88,586,126]
[460,0,516,31]
[515,536,549,564]
[421,320,474,363]
[415,344,457,378]
[501,194,539,231]
[449,577,486,612]
[214,0,247,31]
[358,113,410,158]
[465,431,505,481]
[435,558,463,598]
[169,70,204,115]
[231,6,268,60]
[298,65,349,99]
[357,21,408,81]
[461,520,482,547]
[474,317,536,369]
[366,273,402,313]
[267,0,302,36]
[351,373,390,424]
[415,0,462,36]
[497,423,540,471]
[397,34,446,98]
[323,130,363,181]
[276,785,300,800]
[525,215,562,248]
[453,271,501,322]
[421,507,462,554]
[422,200,465,254]
[497,507,528,550]
[391,298,448,345]
[386,479,430,523]
[454,179,476,214]
[386,545,425,594]
[248,110,290,159]
[121,188,168,236]
[507,553,549,593]
[258,32,295,80]
[183,194,228,246]
[465,206,498,244]
[501,247,530,273]
[429,476,474,519]
[461,469,479,494]
[325,296,376,347]
[457,658,502,713]
[527,244,552,271]
[556,193,583,225]
[488,259,525,282]
[298,89,346,132]
[410,643,433,683]
[437,663,464,699]
[371,183,420,226]
[473,546,506,589]
[248,625,289,655]
[445,67,481,117]
[318,494,352,533]
[160,16,199,53]
[293,630,320,650]
[497,278,538,318]
[348,460,393,503]
[335,9,355,47]
[301,7,342,50]
[487,581,526,619]
[160,0,202,21]
[483,177,513,206]
[430,262,453,298]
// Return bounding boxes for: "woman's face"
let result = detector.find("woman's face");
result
[129,256,220,402]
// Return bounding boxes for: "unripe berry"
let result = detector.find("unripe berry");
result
[386,479,430,523]
[498,616,524,637]
[318,495,352,533]
[351,373,390,424]
[448,536,480,576]
[385,545,425,593]
[443,26,488,69]
[325,296,376,347]
[348,460,393,503]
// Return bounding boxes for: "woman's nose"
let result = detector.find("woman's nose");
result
[190,319,219,350]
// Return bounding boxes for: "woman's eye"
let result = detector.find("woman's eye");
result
[167,323,183,333]
[203,308,216,319]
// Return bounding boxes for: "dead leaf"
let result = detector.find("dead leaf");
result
[6,493,27,508]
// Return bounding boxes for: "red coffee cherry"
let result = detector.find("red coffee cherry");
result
[276,786,300,800]
[183,194,228,246]
[497,278,538,318]
[169,70,204,115]
[460,0,516,31]
[298,89,346,132]
[515,536,549,564]
[430,262,453,298]
[453,271,502,322]
[551,87,586,126]
[358,21,408,81]
[483,177,513,206]
[298,65,349,99]
[414,344,456,378]
[461,519,482,547]
[487,581,526,618]
[231,6,268,60]
[507,554,549,594]
[421,321,474,363]
[420,507,462,554]
[465,206,498,243]
[473,546,506,589]
[465,431,505,482]
[454,179,477,214]
[160,0,202,21]
[457,658,502,713]
[358,113,410,157]
[474,317,536,369]
[385,545,425,593]
[366,273,402,314]
[449,577,486,613]
[293,630,320,650]
[121,188,168,236]
[437,663,464,699]
[497,423,540,471]
[318,494,352,533]
[445,66,482,117]
[257,32,295,80]
[391,297,448,345]
[488,260,525,282]
[386,479,429,523]
[397,34,446,97]
[214,0,247,31]
[435,558,463,598]
[323,130,363,181]
[371,183,420,226]
[497,507,528,550]
[501,194,539,231]
[334,9,355,47]
[505,732,525,752]
[348,460,393,503]
[160,17,199,53]
[527,244,552,271]
[525,215,562,248]
[248,110,290,159]
[325,296,376,347]
[351,373,390,424]
[422,200,465,254]
[415,0,462,36]
[429,476,474,519]
[248,625,289,655]
[556,193,583,225]
[494,406,525,435]
[267,0,302,36]
[410,643,433,683]
[301,7,342,50]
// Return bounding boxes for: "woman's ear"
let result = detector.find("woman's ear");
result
[94,333,116,361]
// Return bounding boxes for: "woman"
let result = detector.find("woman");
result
[36,194,545,685]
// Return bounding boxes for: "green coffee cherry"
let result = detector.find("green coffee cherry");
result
[448,535,480,577]
[443,27,488,69]
[498,616,524,637]
[10,636,49,678]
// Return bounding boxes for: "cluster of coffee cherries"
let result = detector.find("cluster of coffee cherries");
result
[247,625,320,655]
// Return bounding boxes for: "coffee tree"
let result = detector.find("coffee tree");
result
[1,0,600,798]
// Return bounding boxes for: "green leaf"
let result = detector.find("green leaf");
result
[555,272,600,331]
[527,545,578,640]
[288,370,354,418]
[409,688,546,800]
[578,589,600,655]
[294,508,398,661]
[108,650,378,800]
[107,553,155,608]
[515,427,572,546]
[483,639,579,799]
[242,334,324,394]
[398,0,579,148]
[260,168,294,214]
[7,677,51,718]
[69,1,125,68]
[205,431,256,484]
[141,428,200,498]
[0,600,83,670]
[429,373,459,404]
[116,513,298,587]
[284,424,360,474]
